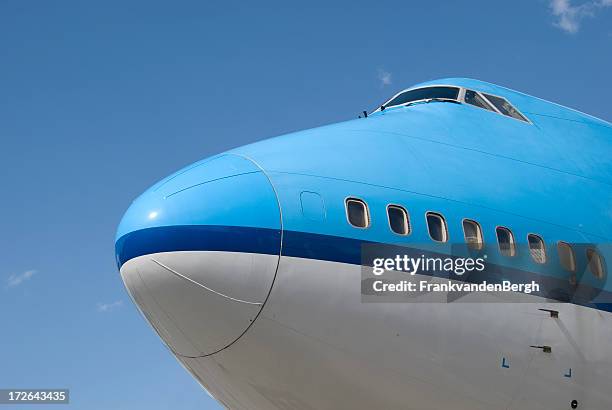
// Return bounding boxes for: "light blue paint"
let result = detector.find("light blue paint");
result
[116,155,280,240]
[300,191,326,222]
[117,79,611,295]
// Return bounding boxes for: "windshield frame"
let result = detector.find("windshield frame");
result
[373,85,531,124]
[376,85,462,112]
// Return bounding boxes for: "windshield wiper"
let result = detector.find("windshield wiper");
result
[380,98,459,111]
[412,98,460,105]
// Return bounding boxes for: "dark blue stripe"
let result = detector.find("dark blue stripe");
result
[115,225,612,313]
[282,229,370,265]
[115,225,281,268]
[284,230,612,312]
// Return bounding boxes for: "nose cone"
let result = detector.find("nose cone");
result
[115,154,281,357]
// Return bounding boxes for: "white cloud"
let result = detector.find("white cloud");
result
[377,69,392,87]
[97,300,123,313]
[550,0,583,33]
[7,270,36,287]
[549,0,612,33]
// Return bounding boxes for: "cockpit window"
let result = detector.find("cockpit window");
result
[384,86,460,109]
[464,90,496,112]
[482,93,529,122]
[376,84,530,124]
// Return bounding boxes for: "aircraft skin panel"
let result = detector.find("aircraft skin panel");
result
[231,113,611,241]
[115,154,281,242]
[160,253,612,410]
[412,78,611,127]
[120,251,277,357]
[258,171,611,299]
[115,79,612,409]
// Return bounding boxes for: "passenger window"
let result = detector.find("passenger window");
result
[528,234,546,264]
[482,93,529,122]
[558,242,576,272]
[587,249,606,279]
[464,90,496,112]
[345,198,369,228]
[387,205,410,235]
[426,212,448,242]
[462,219,483,250]
[496,227,516,257]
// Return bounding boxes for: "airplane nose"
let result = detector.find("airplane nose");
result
[115,154,281,357]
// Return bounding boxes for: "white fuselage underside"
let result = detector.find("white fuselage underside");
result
[120,251,612,410]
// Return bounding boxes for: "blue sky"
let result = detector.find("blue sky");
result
[0,1,610,409]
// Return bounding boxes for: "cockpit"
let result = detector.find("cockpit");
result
[374,85,530,123]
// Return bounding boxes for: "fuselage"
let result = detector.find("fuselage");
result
[115,78,612,410]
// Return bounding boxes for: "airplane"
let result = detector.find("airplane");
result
[115,78,612,410]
